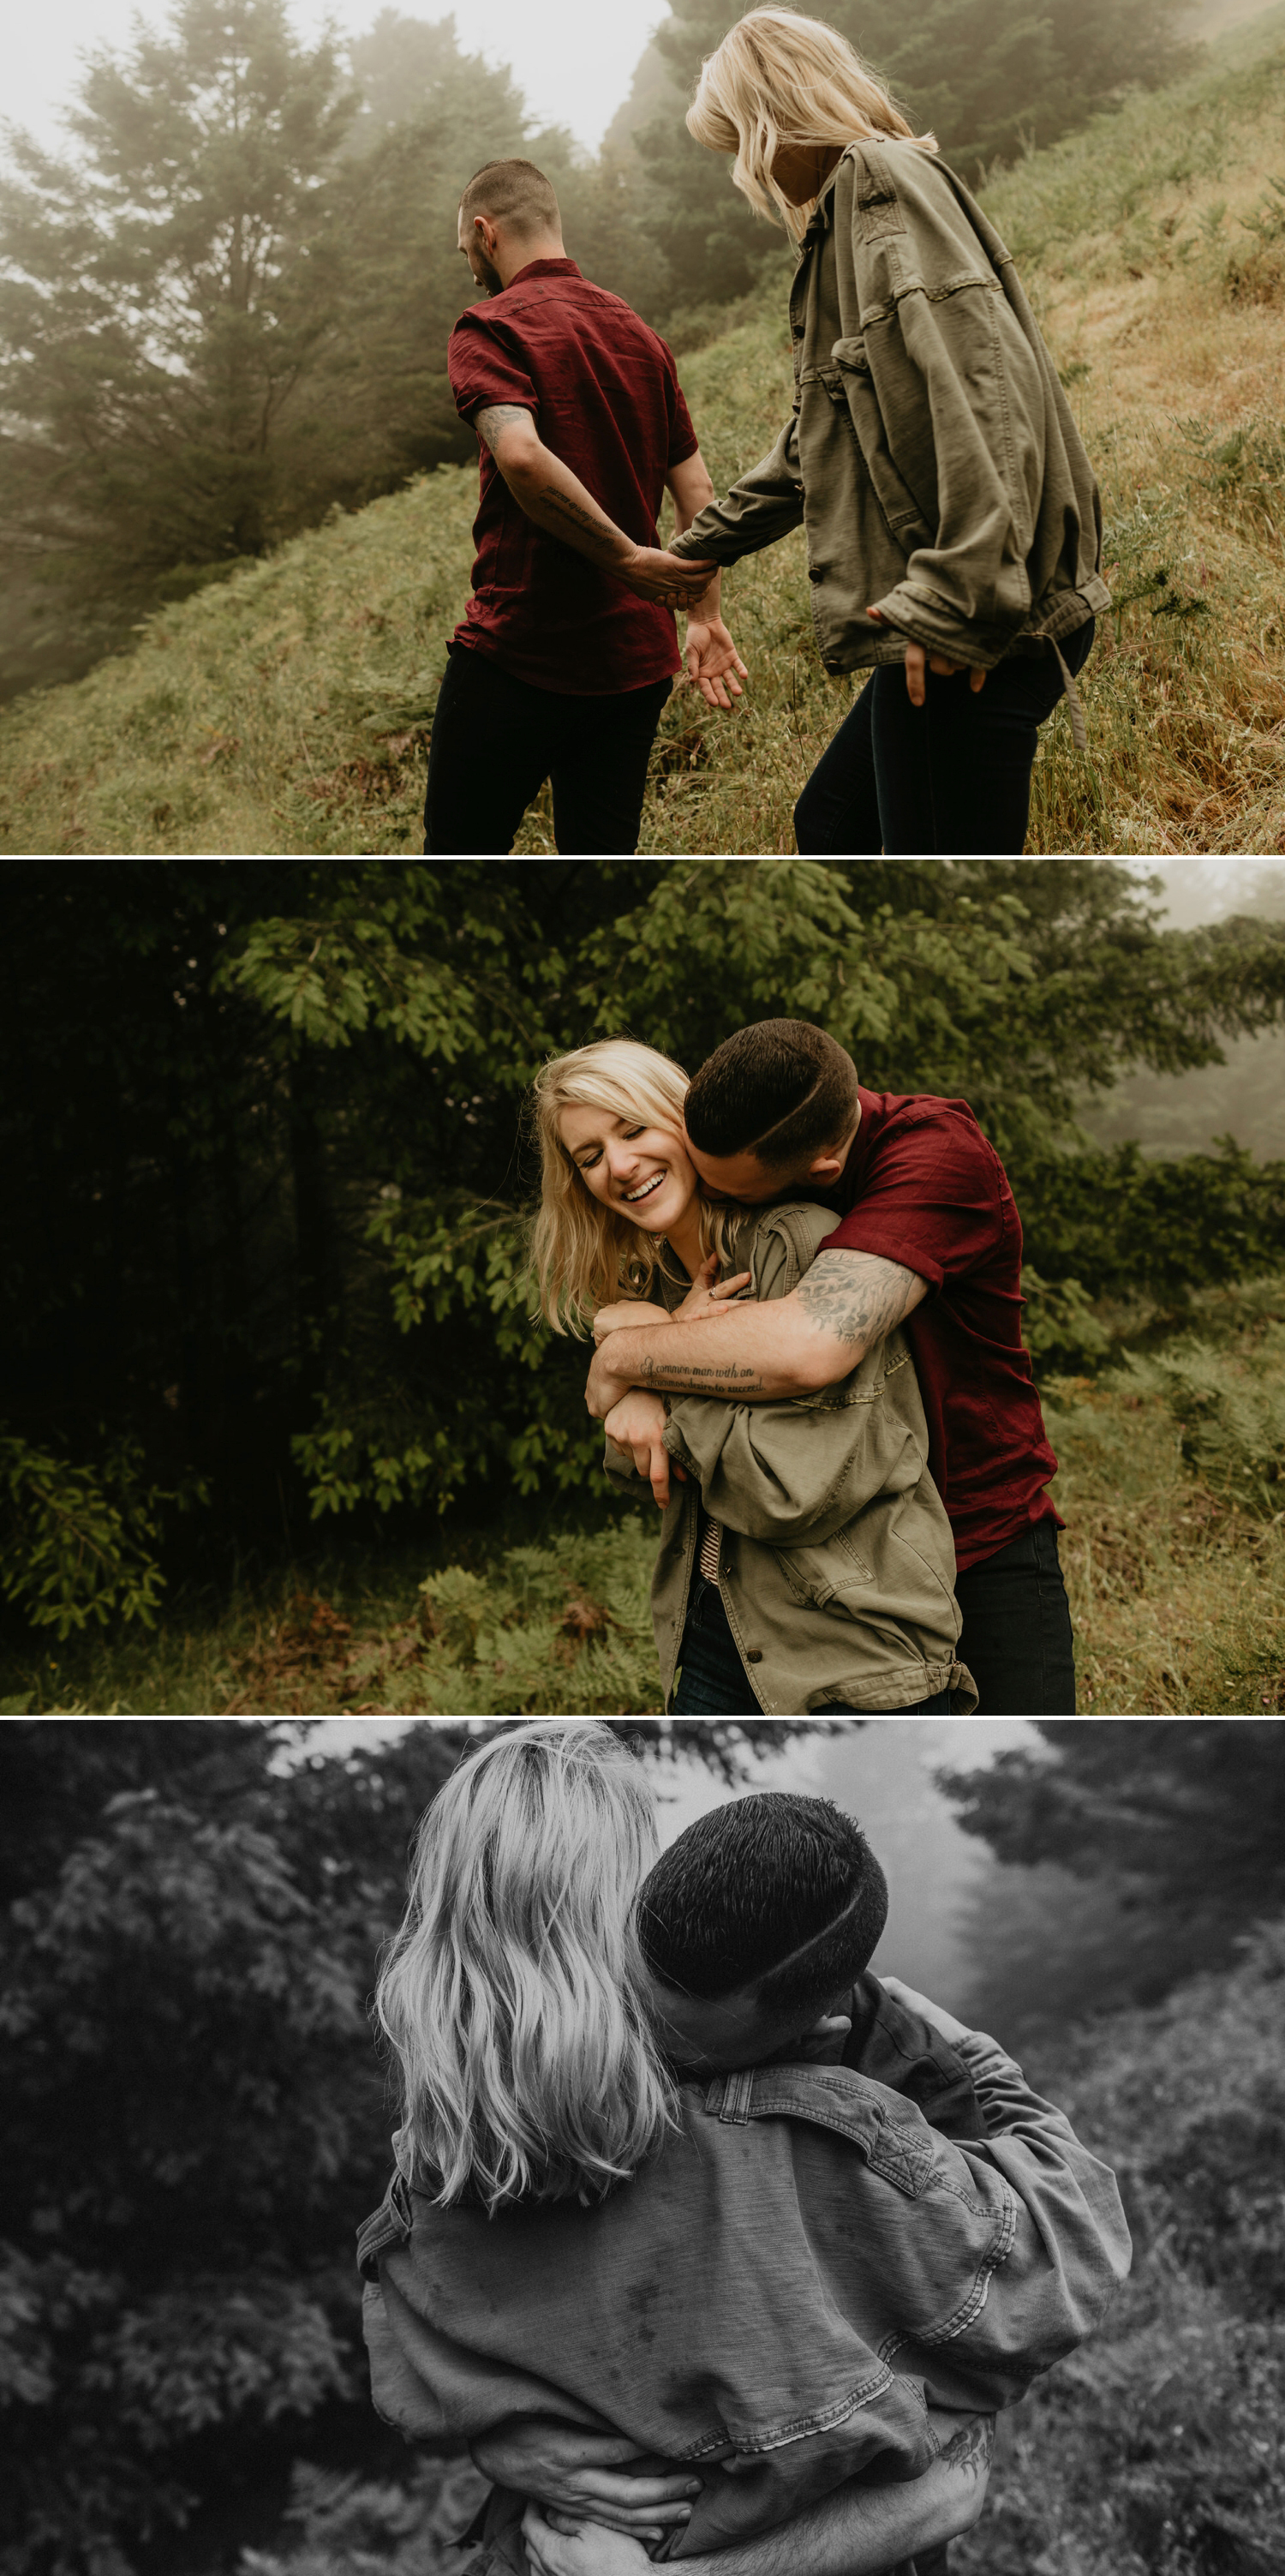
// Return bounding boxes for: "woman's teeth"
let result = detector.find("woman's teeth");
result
[625,1174,664,1204]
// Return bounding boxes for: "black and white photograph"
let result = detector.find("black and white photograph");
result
[2,1714,1282,2576]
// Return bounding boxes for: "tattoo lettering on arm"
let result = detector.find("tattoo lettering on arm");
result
[541,486,625,564]
[641,1357,767,1395]
[796,1250,925,1354]
[474,403,536,455]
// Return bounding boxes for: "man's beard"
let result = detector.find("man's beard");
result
[476,250,504,297]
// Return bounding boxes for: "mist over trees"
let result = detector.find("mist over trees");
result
[0,0,1201,698]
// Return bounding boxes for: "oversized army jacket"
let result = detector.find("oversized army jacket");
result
[609,1201,976,1716]
[357,2024,1130,2565]
[667,141,1109,737]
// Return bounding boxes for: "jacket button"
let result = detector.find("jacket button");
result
[808,567,824,583]
[745,1649,763,1663]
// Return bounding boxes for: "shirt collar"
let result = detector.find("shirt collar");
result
[505,257,583,287]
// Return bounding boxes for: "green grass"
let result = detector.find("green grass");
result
[6,1281,1282,1716]
[9,11,1285,853]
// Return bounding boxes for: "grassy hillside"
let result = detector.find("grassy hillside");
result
[6,15,1285,854]
[4,1275,1282,1716]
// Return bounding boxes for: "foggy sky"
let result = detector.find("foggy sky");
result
[6,0,663,161]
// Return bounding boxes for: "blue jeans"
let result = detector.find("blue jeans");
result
[670,1580,959,1716]
[794,621,1095,855]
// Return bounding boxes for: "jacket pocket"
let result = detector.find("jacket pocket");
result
[773,1527,874,1609]
[830,338,935,551]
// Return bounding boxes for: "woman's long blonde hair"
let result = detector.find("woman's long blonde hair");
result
[687,8,936,243]
[375,1722,677,2215]
[529,1038,726,1335]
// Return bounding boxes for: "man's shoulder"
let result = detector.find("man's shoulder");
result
[847,1089,1003,1193]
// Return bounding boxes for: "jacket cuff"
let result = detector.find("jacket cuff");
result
[870,584,1027,669]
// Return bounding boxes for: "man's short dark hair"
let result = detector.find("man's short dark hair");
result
[637,1792,888,2027]
[684,1020,861,1171]
[459,159,561,239]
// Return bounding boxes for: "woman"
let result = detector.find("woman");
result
[663,10,1109,855]
[530,1038,975,1716]
[362,1722,998,2576]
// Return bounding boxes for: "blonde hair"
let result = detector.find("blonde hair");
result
[375,1722,677,2215]
[687,8,936,243]
[529,1038,728,1335]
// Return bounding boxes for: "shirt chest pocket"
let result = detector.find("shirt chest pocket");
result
[773,1526,874,1612]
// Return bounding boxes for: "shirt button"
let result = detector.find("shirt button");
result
[746,1649,763,1663]
[808,566,824,583]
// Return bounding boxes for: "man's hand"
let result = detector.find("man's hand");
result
[471,2424,698,2541]
[524,2507,660,2576]
[603,1388,685,1508]
[619,547,719,610]
[683,617,748,710]
[670,1255,755,1324]
[878,1976,974,2047]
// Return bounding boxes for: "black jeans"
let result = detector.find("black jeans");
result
[670,1579,959,1717]
[423,644,672,854]
[794,620,1095,855]
[955,1519,1077,1714]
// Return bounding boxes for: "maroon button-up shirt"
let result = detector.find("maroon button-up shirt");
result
[447,259,698,694]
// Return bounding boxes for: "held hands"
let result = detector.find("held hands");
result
[683,617,749,711]
[471,2425,697,2537]
[619,547,719,610]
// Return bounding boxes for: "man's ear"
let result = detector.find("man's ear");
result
[807,1147,847,1181]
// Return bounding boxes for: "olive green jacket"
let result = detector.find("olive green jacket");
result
[607,1203,976,1716]
[669,142,1109,722]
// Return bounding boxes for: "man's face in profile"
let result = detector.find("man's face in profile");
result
[457,207,503,297]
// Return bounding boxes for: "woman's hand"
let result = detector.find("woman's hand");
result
[865,608,987,704]
[593,1299,660,1344]
[523,2506,664,2576]
[670,1254,755,1324]
[684,618,749,710]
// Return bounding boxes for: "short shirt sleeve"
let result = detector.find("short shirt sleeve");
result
[820,1108,1005,1291]
[447,309,540,428]
[657,337,699,469]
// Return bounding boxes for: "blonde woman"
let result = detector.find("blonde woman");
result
[655,10,1107,856]
[529,1039,974,1714]
[362,1726,996,2572]
[361,1728,1127,2576]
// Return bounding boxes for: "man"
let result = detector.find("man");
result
[426,159,739,856]
[409,1793,1126,2576]
[586,1019,1076,1715]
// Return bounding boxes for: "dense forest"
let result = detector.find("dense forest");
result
[0,0,1199,698]
[3,857,1283,1656]
[3,1718,1281,2576]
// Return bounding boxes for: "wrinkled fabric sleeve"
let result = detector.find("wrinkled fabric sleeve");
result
[664,1379,909,1548]
[667,412,805,565]
[861,273,1046,661]
[931,2028,1132,2388]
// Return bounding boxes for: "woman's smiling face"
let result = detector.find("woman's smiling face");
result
[559,1102,697,1237]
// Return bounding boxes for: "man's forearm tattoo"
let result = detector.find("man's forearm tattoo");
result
[939,2415,995,2477]
[796,1251,920,1350]
[539,485,626,563]
[640,1354,767,1396]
